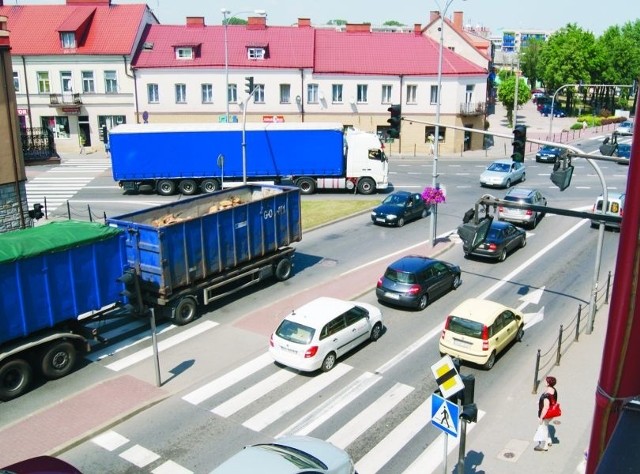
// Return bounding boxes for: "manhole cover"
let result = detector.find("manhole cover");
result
[503,452,515,459]
[320,258,338,267]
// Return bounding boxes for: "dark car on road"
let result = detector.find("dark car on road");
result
[376,255,461,310]
[463,220,527,262]
[615,143,631,163]
[371,191,429,227]
[535,145,566,163]
[540,104,566,117]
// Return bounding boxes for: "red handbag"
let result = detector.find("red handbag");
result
[544,401,562,419]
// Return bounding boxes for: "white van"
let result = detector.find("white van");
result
[591,192,624,230]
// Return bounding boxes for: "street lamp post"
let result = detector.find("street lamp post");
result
[221,9,266,123]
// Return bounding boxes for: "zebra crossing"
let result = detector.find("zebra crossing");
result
[26,157,112,212]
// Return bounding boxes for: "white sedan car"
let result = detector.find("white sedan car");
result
[615,120,634,136]
[480,159,526,188]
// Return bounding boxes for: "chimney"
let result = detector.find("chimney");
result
[0,15,9,48]
[186,16,205,27]
[346,23,371,33]
[453,11,463,29]
[66,0,112,5]
[298,18,311,28]
[247,16,266,30]
[430,11,440,23]
[414,23,422,35]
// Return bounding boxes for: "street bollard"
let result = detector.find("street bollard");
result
[576,305,582,342]
[532,349,541,394]
[556,325,564,366]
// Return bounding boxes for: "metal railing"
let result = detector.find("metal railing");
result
[49,92,82,105]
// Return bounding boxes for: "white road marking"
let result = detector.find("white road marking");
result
[152,460,193,474]
[119,444,160,468]
[91,430,129,451]
[86,322,175,362]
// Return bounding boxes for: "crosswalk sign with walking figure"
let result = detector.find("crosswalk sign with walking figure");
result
[431,393,460,437]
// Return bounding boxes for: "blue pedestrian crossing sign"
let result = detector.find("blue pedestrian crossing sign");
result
[431,393,459,437]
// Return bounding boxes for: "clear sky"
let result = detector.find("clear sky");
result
[7,0,640,37]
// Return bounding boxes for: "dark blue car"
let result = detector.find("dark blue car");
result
[616,143,631,164]
[540,104,566,117]
[370,191,429,227]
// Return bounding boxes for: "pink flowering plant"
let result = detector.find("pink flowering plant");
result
[421,186,446,205]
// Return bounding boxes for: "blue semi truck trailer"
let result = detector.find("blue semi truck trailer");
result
[0,185,301,401]
[109,122,389,196]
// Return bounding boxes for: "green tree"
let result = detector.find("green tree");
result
[497,75,531,127]
[383,20,405,26]
[327,19,348,25]
[520,38,544,89]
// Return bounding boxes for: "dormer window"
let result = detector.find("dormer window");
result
[61,32,76,49]
[247,47,266,60]
[176,47,193,60]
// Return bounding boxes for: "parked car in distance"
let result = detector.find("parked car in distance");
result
[591,192,625,230]
[615,143,631,163]
[376,255,461,310]
[615,120,634,136]
[498,187,547,229]
[535,145,566,163]
[371,191,429,227]
[209,435,355,474]
[540,104,566,117]
[439,298,524,369]
[1,456,83,474]
[269,296,383,372]
[535,96,553,111]
[463,220,526,262]
[480,159,526,188]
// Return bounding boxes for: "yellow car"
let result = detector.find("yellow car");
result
[439,298,524,369]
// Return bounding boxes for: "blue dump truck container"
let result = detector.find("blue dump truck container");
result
[106,184,302,324]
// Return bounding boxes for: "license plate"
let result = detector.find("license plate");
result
[376,218,385,223]
[386,292,400,300]
[280,345,298,354]
[453,339,469,347]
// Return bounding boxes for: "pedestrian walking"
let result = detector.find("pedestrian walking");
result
[534,376,560,451]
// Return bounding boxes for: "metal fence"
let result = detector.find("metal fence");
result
[20,127,57,162]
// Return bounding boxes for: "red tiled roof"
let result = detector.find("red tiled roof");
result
[313,29,486,76]
[133,24,314,70]
[0,4,151,55]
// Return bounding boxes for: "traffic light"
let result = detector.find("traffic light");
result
[460,403,478,423]
[28,203,44,220]
[599,136,617,156]
[245,76,255,95]
[457,215,493,254]
[117,269,145,315]
[511,125,527,162]
[387,104,402,139]
[550,158,574,191]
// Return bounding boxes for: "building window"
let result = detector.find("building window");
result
[41,116,70,139]
[425,126,446,143]
[105,71,118,94]
[37,71,50,93]
[381,84,392,104]
[13,72,20,92]
[357,84,368,103]
[82,71,95,93]
[247,47,265,60]
[307,83,319,104]
[252,84,265,103]
[201,83,213,103]
[60,32,76,49]
[332,84,343,103]
[147,83,159,103]
[228,84,237,103]
[175,84,187,103]
[61,71,73,93]
[430,85,439,105]
[98,116,126,141]
[280,84,291,104]
[406,85,417,104]
[465,84,474,103]
[176,47,193,59]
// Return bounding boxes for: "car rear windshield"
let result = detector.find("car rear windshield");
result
[448,316,485,338]
[255,444,328,470]
[384,269,416,284]
[504,196,529,204]
[275,320,315,345]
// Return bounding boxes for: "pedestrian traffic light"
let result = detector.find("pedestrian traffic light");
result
[599,136,617,156]
[459,374,475,405]
[117,269,145,315]
[245,76,254,95]
[550,158,574,191]
[511,125,527,162]
[387,104,402,139]
[460,403,478,423]
[28,203,44,220]
[457,215,493,254]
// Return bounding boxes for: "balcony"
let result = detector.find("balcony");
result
[49,93,82,106]
[459,102,486,116]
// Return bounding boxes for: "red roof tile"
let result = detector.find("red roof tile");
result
[0,3,152,55]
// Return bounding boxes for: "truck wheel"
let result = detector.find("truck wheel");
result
[357,177,376,195]
[201,179,221,193]
[40,341,77,380]
[157,180,177,196]
[296,178,316,195]
[274,258,293,281]
[173,297,198,325]
[178,179,198,195]
[0,359,32,401]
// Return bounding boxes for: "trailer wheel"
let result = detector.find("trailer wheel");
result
[40,341,77,380]
[173,297,198,325]
[0,359,32,401]
[296,177,316,195]
[357,177,376,195]
[157,179,177,196]
[201,179,221,193]
[178,179,198,196]
[274,258,293,281]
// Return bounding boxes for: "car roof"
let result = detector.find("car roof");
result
[490,220,513,230]
[449,298,513,325]
[490,159,514,165]
[596,192,625,201]
[281,297,356,326]
[505,187,537,198]
[388,255,437,272]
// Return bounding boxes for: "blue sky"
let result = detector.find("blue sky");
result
[9,0,640,37]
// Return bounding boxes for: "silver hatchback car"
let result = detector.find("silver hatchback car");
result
[480,159,526,188]
[498,187,547,229]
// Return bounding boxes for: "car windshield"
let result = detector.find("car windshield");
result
[275,320,315,345]
[487,163,510,173]
[254,444,328,470]
[504,196,528,204]
[448,316,484,338]
[384,269,416,284]
[382,194,408,206]
[541,146,558,153]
